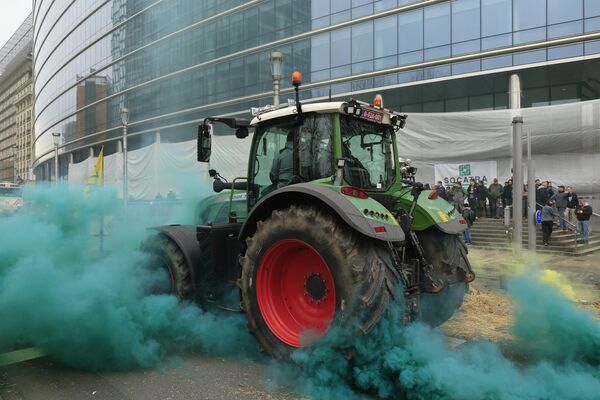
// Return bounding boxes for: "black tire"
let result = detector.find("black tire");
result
[240,205,398,360]
[416,228,469,327]
[140,233,193,299]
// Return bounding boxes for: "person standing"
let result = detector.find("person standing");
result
[467,179,477,213]
[551,185,569,231]
[576,200,593,245]
[502,179,513,208]
[451,182,465,212]
[536,181,550,211]
[488,178,503,219]
[474,179,488,218]
[566,185,579,229]
[462,204,476,245]
[541,199,559,246]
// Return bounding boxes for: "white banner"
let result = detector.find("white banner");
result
[434,161,498,187]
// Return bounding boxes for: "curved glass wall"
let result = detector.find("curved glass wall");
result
[32,0,600,178]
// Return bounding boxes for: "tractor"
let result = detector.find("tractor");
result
[142,72,475,359]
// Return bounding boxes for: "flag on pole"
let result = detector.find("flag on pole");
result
[87,146,104,186]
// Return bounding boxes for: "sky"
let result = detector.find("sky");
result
[0,2,33,49]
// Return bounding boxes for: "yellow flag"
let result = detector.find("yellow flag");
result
[87,146,104,186]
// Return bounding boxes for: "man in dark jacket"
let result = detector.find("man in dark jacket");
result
[576,200,593,244]
[467,179,477,212]
[536,181,550,211]
[541,199,559,246]
[551,185,569,231]
[462,205,476,245]
[502,179,513,209]
[488,178,503,219]
[566,185,579,229]
[474,180,488,218]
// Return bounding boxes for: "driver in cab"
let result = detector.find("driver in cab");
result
[269,132,294,189]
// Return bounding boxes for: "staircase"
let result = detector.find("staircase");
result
[470,218,600,255]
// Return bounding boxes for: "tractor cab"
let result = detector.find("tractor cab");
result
[197,71,407,215]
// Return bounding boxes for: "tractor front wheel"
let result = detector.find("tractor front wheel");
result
[240,205,397,360]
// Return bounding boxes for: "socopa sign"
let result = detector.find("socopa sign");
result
[434,161,498,187]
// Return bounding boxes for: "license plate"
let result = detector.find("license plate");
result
[360,109,384,123]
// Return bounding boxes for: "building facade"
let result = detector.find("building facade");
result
[32,0,600,179]
[0,15,33,183]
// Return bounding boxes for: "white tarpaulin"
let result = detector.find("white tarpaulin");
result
[434,161,497,187]
[401,99,600,194]
[68,99,599,199]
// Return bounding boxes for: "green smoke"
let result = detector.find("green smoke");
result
[0,183,257,371]
[271,268,600,400]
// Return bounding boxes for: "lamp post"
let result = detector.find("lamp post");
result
[12,144,17,183]
[121,107,129,207]
[52,132,61,184]
[269,51,283,108]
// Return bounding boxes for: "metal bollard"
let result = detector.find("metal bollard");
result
[504,206,512,227]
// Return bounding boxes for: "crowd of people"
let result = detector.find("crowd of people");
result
[431,179,594,247]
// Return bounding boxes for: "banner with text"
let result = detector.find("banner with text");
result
[434,161,498,187]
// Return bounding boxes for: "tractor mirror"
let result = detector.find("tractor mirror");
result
[235,127,249,139]
[197,124,212,162]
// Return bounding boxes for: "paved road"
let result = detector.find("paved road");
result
[0,353,297,400]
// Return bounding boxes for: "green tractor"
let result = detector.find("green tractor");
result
[143,73,474,359]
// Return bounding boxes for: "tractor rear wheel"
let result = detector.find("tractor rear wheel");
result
[240,205,397,360]
[140,233,193,299]
[416,228,469,327]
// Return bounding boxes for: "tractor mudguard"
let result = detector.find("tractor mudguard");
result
[149,224,202,286]
[239,183,404,243]
[396,189,467,234]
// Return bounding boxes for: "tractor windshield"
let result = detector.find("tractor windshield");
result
[340,116,396,190]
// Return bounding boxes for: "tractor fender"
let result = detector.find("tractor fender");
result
[435,217,468,234]
[149,224,202,287]
[239,183,404,243]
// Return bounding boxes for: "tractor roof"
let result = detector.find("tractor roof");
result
[250,102,345,125]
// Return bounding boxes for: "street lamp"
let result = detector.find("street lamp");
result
[121,107,130,207]
[52,132,61,184]
[12,144,17,183]
[269,51,283,108]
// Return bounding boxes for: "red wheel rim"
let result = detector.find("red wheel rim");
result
[256,239,336,347]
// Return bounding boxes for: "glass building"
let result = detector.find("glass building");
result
[32,0,600,179]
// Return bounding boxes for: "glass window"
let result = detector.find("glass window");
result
[550,84,580,105]
[523,87,549,107]
[584,39,600,55]
[424,45,450,60]
[298,115,334,181]
[353,4,374,19]
[451,60,480,75]
[547,43,584,60]
[252,123,294,195]
[331,10,351,24]
[548,20,583,38]
[481,33,512,50]
[586,0,600,17]
[452,0,480,42]
[352,21,374,62]
[513,0,546,31]
[340,116,396,190]
[548,0,583,24]
[513,27,546,45]
[331,27,351,67]
[375,15,397,58]
[513,49,546,65]
[332,0,351,14]
[311,0,330,19]
[445,97,469,111]
[399,50,423,65]
[482,0,512,37]
[469,94,494,110]
[375,0,398,12]
[424,3,451,48]
[398,9,423,53]
[452,39,480,56]
[585,16,600,32]
[311,33,330,71]
[481,54,512,70]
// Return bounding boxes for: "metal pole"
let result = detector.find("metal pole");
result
[122,123,128,208]
[273,78,280,108]
[12,145,17,183]
[512,117,523,250]
[54,143,59,184]
[526,128,536,251]
[509,73,523,250]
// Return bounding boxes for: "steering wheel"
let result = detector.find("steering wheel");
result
[254,157,260,177]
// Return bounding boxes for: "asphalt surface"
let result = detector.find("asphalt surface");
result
[0,353,297,400]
